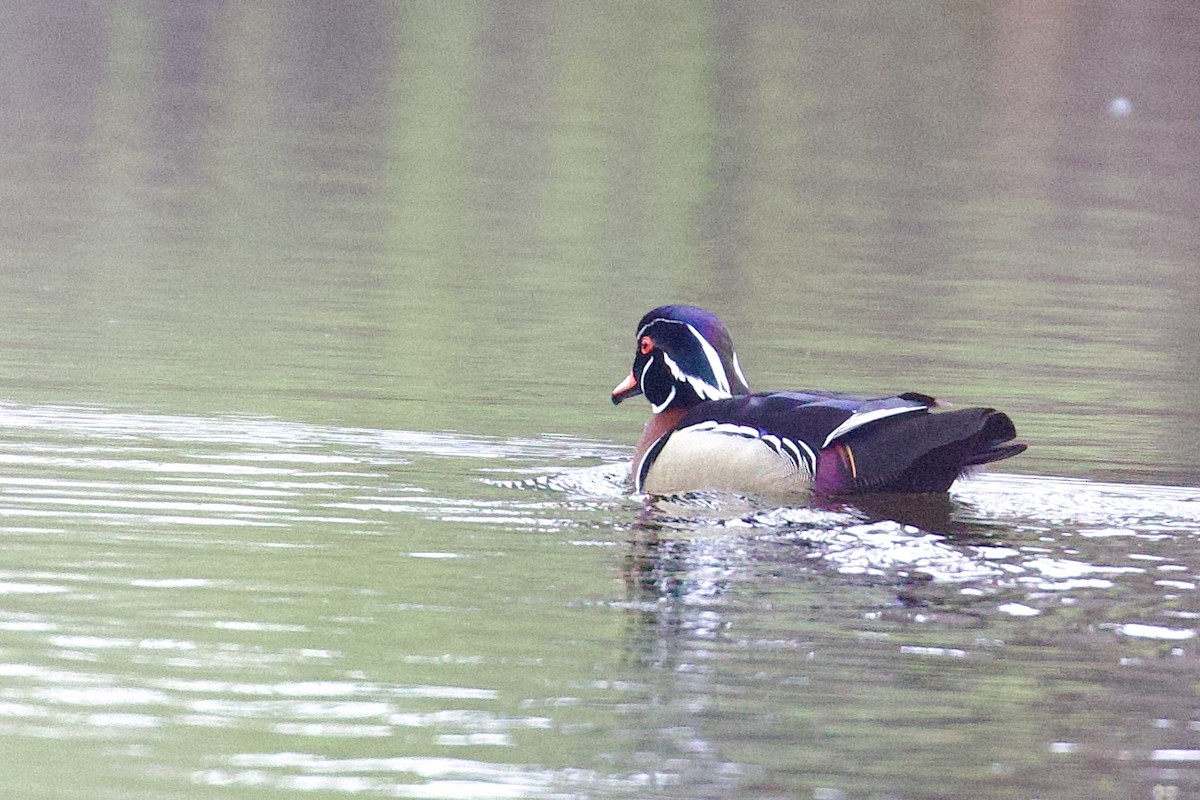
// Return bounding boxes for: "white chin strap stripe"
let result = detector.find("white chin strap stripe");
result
[650,385,677,414]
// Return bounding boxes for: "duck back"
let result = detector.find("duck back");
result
[813,407,1025,494]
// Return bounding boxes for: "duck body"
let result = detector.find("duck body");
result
[613,305,1025,497]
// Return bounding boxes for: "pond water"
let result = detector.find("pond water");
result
[1,3,1199,799]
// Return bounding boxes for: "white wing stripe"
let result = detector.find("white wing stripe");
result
[821,406,923,448]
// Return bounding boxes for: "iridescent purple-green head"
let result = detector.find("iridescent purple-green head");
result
[611,305,751,413]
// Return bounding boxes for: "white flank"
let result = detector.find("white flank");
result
[680,422,814,474]
[639,423,812,496]
[822,405,924,448]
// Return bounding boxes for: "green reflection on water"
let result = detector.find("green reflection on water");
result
[2,3,1196,484]
[1,4,1199,797]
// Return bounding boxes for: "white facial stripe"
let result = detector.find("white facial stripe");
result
[687,377,730,401]
[731,352,749,390]
[635,316,737,405]
[662,352,729,402]
[685,323,730,393]
[660,352,685,383]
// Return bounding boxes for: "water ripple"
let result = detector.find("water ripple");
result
[0,403,628,540]
[4,402,1200,797]
[197,751,648,798]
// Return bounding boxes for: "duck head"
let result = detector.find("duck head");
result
[612,305,751,413]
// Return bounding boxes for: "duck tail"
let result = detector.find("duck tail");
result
[814,408,1026,495]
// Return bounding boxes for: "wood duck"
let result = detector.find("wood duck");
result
[611,305,1026,496]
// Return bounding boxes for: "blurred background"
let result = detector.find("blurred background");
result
[1,1,1197,484]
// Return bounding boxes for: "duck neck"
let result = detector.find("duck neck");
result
[633,408,687,472]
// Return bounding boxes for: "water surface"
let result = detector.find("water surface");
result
[1,3,1199,799]
[2,404,1200,799]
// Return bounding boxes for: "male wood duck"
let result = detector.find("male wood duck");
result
[611,305,1026,496]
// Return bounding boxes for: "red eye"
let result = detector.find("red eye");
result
[638,336,654,355]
